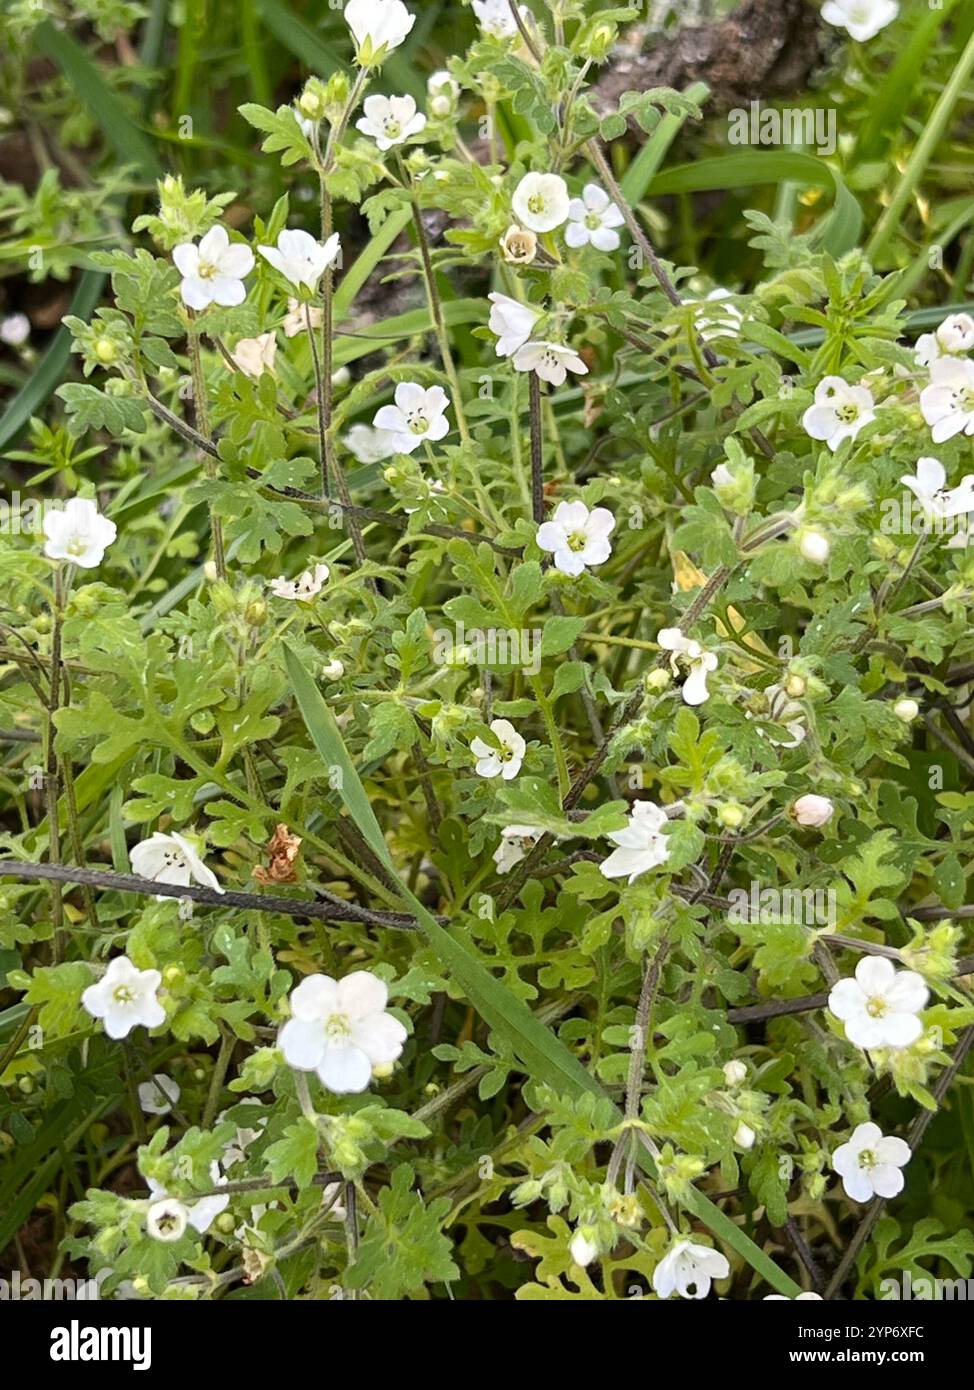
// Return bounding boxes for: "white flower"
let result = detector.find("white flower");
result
[82,956,165,1041]
[821,0,898,42]
[42,497,116,569]
[473,0,528,38]
[493,824,540,874]
[694,288,744,343]
[0,312,30,346]
[172,225,254,311]
[268,563,330,601]
[138,1074,180,1116]
[283,297,323,337]
[601,801,670,884]
[356,93,426,150]
[146,1198,189,1243]
[919,357,974,443]
[258,229,341,293]
[512,172,570,233]
[657,628,718,706]
[723,1060,747,1086]
[427,71,459,117]
[764,1292,824,1300]
[828,956,928,1050]
[512,340,588,386]
[900,455,974,520]
[278,970,408,1095]
[231,331,276,378]
[790,794,834,828]
[373,382,451,453]
[343,423,396,463]
[734,1121,756,1149]
[801,376,876,451]
[832,1121,911,1202]
[499,224,537,265]
[487,291,541,358]
[652,1240,729,1300]
[471,718,526,780]
[130,830,223,897]
[344,0,415,61]
[914,312,974,367]
[147,1161,229,1234]
[569,1229,599,1267]
[536,499,614,576]
[565,183,624,252]
[894,697,919,723]
[798,528,830,564]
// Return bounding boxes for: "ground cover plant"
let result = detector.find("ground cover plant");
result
[2,0,974,1305]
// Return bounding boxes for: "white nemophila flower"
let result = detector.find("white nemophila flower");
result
[828,956,928,1050]
[147,1161,228,1234]
[356,93,426,150]
[231,332,276,378]
[373,382,451,453]
[801,376,876,451]
[138,1073,180,1116]
[821,0,898,42]
[172,225,254,311]
[473,0,529,37]
[764,1292,824,1301]
[790,793,834,828]
[258,229,341,293]
[268,563,330,601]
[82,956,165,1040]
[487,291,541,357]
[512,172,570,234]
[900,456,974,519]
[283,297,323,337]
[569,1228,600,1267]
[42,497,117,569]
[278,971,408,1095]
[130,831,223,897]
[146,1198,189,1243]
[343,422,396,463]
[565,183,624,252]
[344,0,415,61]
[694,288,744,342]
[427,71,459,117]
[919,357,974,442]
[499,224,537,265]
[914,312,974,367]
[798,528,830,564]
[832,1121,911,1202]
[0,312,30,346]
[512,340,588,386]
[493,824,540,874]
[657,628,718,706]
[652,1240,729,1300]
[601,801,670,884]
[536,499,615,576]
[471,719,526,780]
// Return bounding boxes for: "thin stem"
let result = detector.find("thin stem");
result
[406,182,471,445]
[46,567,64,961]
[529,372,544,523]
[187,318,226,580]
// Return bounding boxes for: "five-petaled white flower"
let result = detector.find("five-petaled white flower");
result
[919,357,974,443]
[344,423,396,463]
[601,801,670,884]
[258,229,341,293]
[146,1198,189,1243]
[471,718,526,780]
[130,831,223,898]
[82,956,166,1040]
[278,971,408,1094]
[832,1121,911,1202]
[565,183,624,252]
[512,172,570,234]
[900,456,974,519]
[173,225,254,311]
[821,0,899,42]
[42,497,116,569]
[828,956,928,1050]
[802,376,876,451]
[536,499,614,576]
[147,1161,229,1235]
[344,0,415,62]
[914,312,974,367]
[657,628,718,706]
[493,824,540,874]
[652,1240,729,1300]
[487,291,541,358]
[138,1073,180,1116]
[473,0,529,38]
[356,93,426,150]
[231,332,276,378]
[512,340,588,386]
[268,563,330,601]
[373,382,451,453]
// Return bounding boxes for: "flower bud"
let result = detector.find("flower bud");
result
[569,1228,599,1267]
[321,659,345,680]
[717,802,746,830]
[790,793,834,828]
[734,1121,756,1149]
[723,1059,747,1087]
[798,528,830,564]
[894,697,919,722]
